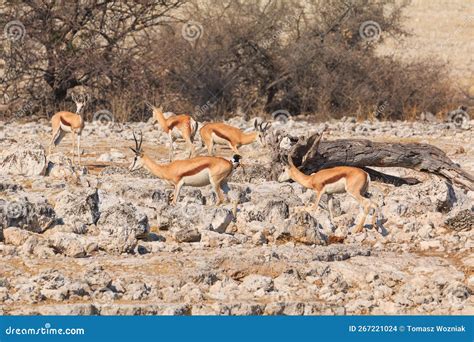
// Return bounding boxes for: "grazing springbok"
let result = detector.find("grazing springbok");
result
[129,132,241,205]
[146,102,198,161]
[279,134,378,234]
[48,93,88,165]
[200,119,271,155]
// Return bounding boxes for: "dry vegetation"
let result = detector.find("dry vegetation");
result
[0,0,458,122]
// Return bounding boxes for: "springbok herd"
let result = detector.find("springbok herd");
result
[48,94,379,234]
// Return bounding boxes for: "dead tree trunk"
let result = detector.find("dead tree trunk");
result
[271,132,474,190]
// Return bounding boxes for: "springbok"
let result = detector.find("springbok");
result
[200,120,271,155]
[146,102,198,161]
[48,93,88,165]
[279,134,378,234]
[129,132,241,205]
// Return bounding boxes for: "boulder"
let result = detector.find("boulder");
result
[276,211,327,245]
[445,209,473,231]
[383,180,457,217]
[157,202,234,234]
[97,203,149,254]
[442,281,471,304]
[0,195,56,233]
[238,183,301,223]
[240,274,274,293]
[83,266,112,291]
[172,227,201,243]
[0,140,46,176]
[200,231,240,247]
[264,200,290,223]
[204,207,234,233]
[3,227,33,246]
[123,282,151,300]
[54,187,100,231]
[45,153,84,180]
[97,151,126,162]
[20,235,53,257]
[47,232,97,257]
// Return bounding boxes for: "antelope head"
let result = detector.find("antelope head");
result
[230,154,242,168]
[253,119,272,147]
[72,93,89,114]
[278,130,325,182]
[129,131,144,172]
[278,153,294,182]
[145,102,163,124]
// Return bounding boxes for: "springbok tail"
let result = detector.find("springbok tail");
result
[190,119,199,142]
[365,175,371,197]
[54,130,66,146]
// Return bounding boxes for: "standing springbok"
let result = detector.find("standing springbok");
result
[279,134,378,234]
[48,93,88,165]
[129,132,241,205]
[146,102,198,161]
[200,119,271,155]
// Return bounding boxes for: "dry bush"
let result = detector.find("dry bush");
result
[0,0,457,122]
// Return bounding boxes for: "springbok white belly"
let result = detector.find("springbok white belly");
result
[60,122,72,132]
[182,168,211,187]
[323,178,347,194]
[211,132,229,145]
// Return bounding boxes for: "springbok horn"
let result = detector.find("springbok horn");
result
[132,131,138,150]
[138,131,143,150]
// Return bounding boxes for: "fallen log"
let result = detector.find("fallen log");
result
[271,131,474,190]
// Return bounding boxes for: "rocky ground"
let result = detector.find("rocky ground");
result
[0,115,472,315]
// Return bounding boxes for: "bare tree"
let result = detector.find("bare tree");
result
[1,0,186,116]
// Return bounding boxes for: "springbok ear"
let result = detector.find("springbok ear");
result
[254,119,258,129]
